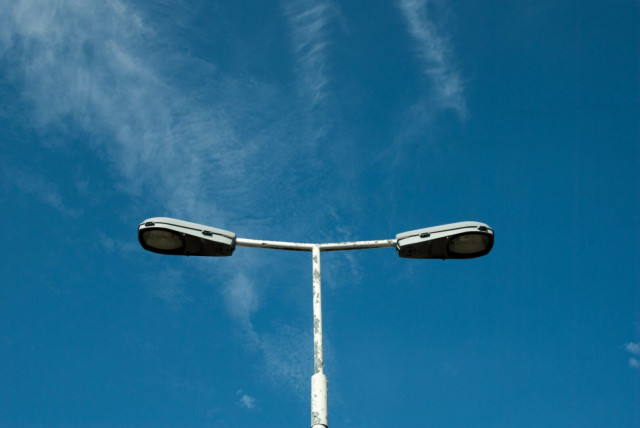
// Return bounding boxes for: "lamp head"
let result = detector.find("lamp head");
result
[138,217,236,257]
[396,221,494,260]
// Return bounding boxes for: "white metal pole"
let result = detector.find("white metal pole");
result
[311,245,328,428]
[235,237,396,428]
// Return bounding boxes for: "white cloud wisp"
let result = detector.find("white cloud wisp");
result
[283,0,334,111]
[0,162,83,218]
[625,342,640,369]
[397,0,467,118]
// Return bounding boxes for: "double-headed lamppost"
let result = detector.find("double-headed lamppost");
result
[138,217,494,428]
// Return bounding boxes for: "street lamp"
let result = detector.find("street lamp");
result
[395,221,494,259]
[138,217,236,256]
[138,217,494,428]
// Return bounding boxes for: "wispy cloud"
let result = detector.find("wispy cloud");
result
[0,1,267,226]
[283,0,334,110]
[624,342,640,369]
[223,276,311,395]
[148,267,194,309]
[222,273,261,347]
[397,0,467,118]
[1,162,83,218]
[252,323,310,400]
[98,231,140,254]
[625,342,640,355]
[236,390,257,410]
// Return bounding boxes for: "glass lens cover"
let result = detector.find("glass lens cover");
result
[142,229,184,250]
[448,233,490,255]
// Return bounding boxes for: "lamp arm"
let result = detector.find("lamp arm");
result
[235,238,396,252]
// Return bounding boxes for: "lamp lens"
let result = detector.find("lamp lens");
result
[448,233,490,255]
[142,229,183,250]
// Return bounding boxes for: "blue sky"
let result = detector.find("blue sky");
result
[0,0,638,427]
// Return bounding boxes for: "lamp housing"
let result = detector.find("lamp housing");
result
[396,221,494,260]
[138,217,236,257]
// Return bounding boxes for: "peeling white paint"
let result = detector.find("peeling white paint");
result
[232,237,396,428]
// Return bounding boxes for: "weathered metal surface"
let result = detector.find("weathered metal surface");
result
[319,239,396,251]
[311,373,328,427]
[235,238,315,251]
[312,246,323,374]
[235,236,397,428]
[311,246,328,427]
[236,237,396,252]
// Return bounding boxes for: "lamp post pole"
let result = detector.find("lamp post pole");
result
[234,238,398,428]
[311,245,327,428]
[138,218,494,428]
